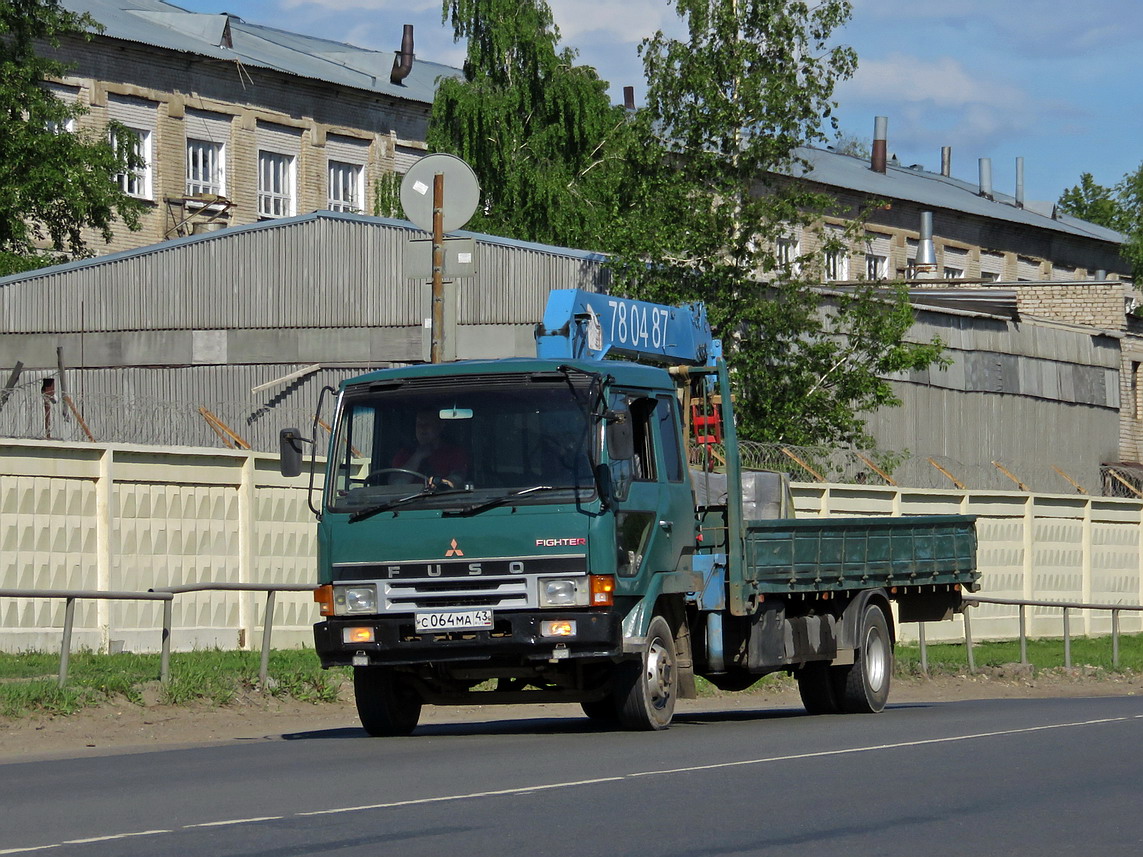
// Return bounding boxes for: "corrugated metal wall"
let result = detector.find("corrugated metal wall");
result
[0,213,609,333]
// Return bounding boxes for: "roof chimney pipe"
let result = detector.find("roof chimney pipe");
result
[623,86,635,111]
[940,146,952,177]
[978,157,993,200]
[390,24,414,84]
[871,115,888,174]
[1015,157,1025,209]
[915,211,939,279]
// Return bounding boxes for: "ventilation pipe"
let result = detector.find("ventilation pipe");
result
[978,158,993,200]
[871,116,888,174]
[1015,157,1025,209]
[940,146,952,177]
[390,24,414,84]
[915,211,939,279]
[623,86,636,111]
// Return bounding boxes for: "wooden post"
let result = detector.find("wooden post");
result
[928,457,967,490]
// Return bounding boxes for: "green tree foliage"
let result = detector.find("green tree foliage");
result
[1058,167,1143,277]
[0,0,144,277]
[612,0,944,445]
[428,0,943,446]
[427,0,642,249]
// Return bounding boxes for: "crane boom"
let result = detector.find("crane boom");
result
[535,289,721,367]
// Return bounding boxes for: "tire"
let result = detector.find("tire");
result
[796,661,840,715]
[353,667,423,736]
[832,603,893,714]
[616,615,677,731]
[580,698,618,722]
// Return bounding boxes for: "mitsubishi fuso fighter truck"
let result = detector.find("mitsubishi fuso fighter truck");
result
[280,289,978,734]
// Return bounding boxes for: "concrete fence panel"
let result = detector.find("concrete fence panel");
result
[3,439,1143,652]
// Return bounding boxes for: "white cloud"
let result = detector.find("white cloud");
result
[842,53,1026,110]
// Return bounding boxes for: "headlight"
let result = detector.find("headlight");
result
[538,577,586,607]
[339,586,377,614]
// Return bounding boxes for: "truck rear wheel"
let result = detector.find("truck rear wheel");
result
[796,662,839,714]
[353,667,422,736]
[832,603,893,713]
[616,615,677,730]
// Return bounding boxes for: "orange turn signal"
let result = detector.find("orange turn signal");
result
[313,584,334,617]
[589,575,615,606]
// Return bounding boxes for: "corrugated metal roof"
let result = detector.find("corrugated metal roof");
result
[0,211,606,290]
[63,0,461,104]
[793,147,1126,246]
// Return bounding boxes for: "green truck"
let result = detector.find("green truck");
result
[281,289,978,734]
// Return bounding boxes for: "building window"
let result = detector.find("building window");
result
[981,271,1000,282]
[328,160,364,212]
[825,248,848,281]
[866,254,887,280]
[259,151,296,218]
[112,126,151,200]
[187,139,225,196]
[775,233,800,275]
[943,267,964,280]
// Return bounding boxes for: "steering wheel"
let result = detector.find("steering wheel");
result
[363,467,429,486]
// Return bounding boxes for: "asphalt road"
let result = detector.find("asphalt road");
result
[2,696,1141,857]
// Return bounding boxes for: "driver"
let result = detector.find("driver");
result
[391,410,469,488]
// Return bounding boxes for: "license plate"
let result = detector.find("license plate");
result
[415,609,493,633]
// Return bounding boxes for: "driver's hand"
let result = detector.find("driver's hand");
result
[427,476,455,489]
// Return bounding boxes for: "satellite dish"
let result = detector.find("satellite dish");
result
[400,153,480,233]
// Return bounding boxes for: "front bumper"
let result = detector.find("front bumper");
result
[314,610,622,667]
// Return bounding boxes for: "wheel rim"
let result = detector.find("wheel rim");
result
[865,624,888,693]
[645,637,674,711]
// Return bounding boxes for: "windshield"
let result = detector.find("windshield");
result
[326,375,596,513]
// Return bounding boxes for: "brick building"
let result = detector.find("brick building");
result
[45,0,457,253]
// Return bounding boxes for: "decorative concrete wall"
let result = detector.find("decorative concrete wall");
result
[3,439,1141,652]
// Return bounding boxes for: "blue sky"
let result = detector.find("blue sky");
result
[174,0,1143,204]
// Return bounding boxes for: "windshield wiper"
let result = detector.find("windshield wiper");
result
[442,485,562,518]
[348,486,469,523]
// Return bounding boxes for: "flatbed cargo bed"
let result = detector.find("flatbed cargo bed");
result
[743,515,977,593]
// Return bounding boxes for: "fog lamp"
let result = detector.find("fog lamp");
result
[343,626,375,644]
[541,620,577,637]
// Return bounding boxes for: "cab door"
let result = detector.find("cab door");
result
[609,392,692,583]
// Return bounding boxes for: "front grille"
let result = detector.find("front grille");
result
[383,575,531,611]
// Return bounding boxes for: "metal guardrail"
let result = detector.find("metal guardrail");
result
[148,584,316,686]
[916,595,1143,674]
[0,588,174,687]
[0,584,315,688]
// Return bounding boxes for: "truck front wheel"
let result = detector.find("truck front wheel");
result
[833,603,893,713]
[616,615,677,730]
[353,667,423,736]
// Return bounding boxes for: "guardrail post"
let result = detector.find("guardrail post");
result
[160,599,173,683]
[918,622,928,675]
[259,590,276,689]
[963,607,975,673]
[1019,604,1027,665]
[1062,607,1071,669]
[1112,608,1120,669]
[59,597,76,688]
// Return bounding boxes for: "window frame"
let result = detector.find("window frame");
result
[112,125,152,200]
[258,150,296,219]
[186,138,226,197]
[328,159,364,213]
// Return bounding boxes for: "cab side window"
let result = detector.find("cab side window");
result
[657,395,684,482]
[629,397,659,481]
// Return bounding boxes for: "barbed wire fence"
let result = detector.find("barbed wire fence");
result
[0,384,330,453]
[3,384,1140,497]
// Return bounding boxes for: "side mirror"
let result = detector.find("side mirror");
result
[279,428,308,477]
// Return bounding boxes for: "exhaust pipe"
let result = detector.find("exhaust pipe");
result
[915,211,939,279]
[1015,157,1025,209]
[871,116,888,174]
[390,24,414,84]
[941,146,952,177]
[978,158,993,200]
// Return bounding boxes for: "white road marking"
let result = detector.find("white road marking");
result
[4,713,1139,855]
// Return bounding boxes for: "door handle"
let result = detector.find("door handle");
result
[658,520,673,533]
